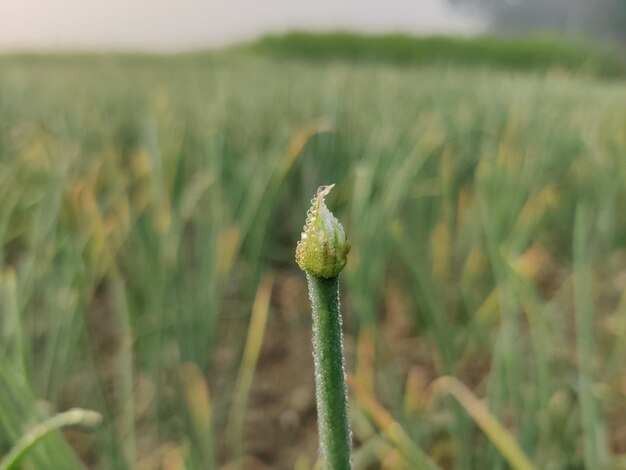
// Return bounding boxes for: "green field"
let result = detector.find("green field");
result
[0,36,625,469]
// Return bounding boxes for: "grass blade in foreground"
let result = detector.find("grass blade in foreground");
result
[431,377,536,470]
[0,408,102,470]
[348,375,439,469]
[296,184,352,469]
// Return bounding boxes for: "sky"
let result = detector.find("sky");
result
[0,0,484,51]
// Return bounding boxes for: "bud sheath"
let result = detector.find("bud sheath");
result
[296,184,350,278]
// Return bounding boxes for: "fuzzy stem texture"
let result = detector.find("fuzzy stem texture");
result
[306,272,352,470]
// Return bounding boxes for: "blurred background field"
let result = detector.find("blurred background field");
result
[1,24,626,470]
[250,32,625,77]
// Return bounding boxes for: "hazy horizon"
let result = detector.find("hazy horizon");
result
[0,0,484,52]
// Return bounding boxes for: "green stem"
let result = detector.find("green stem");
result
[306,273,352,469]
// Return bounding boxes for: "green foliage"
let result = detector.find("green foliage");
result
[0,360,87,469]
[0,408,101,470]
[251,31,626,77]
[0,50,624,468]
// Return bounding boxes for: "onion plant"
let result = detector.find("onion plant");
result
[296,184,352,469]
